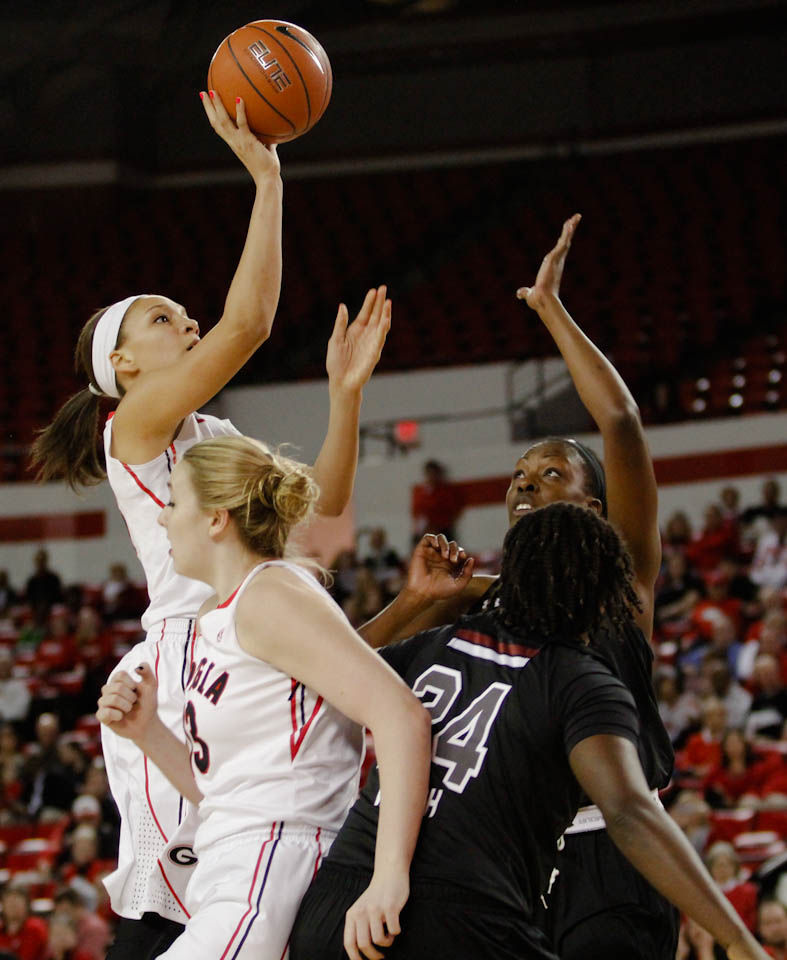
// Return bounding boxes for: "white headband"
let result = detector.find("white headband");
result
[90,296,142,398]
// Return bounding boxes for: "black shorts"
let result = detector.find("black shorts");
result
[106,914,185,960]
[290,862,556,960]
[544,830,679,960]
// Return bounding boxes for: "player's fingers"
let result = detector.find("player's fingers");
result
[343,915,363,960]
[368,910,390,948]
[97,690,135,714]
[446,540,461,564]
[100,673,136,698]
[358,926,384,960]
[209,88,231,121]
[95,706,125,724]
[516,286,530,300]
[434,533,450,558]
[458,555,476,583]
[383,905,401,937]
[369,285,387,323]
[376,298,392,336]
[358,286,385,329]
[198,90,217,126]
[354,288,377,326]
[331,303,349,341]
[234,96,249,131]
[348,909,385,960]
[556,212,580,251]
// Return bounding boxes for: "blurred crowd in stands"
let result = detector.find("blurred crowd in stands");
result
[0,473,786,958]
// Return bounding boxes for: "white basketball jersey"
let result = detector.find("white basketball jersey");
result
[104,412,240,631]
[185,561,364,851]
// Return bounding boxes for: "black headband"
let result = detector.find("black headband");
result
[564,439,608,518]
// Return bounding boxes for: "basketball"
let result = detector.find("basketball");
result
[207,20,332,144]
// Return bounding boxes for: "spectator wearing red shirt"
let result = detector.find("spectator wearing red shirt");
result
[759,899,787,960]
[703,729,781,806]
[686,503,740,573]
[0,884,48,960]
[705,841,759,933]
[411,459,464,542]
[692,569,744,639]
[58,825,101,888]
[679,696,727,775]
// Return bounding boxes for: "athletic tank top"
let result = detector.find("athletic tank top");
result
[104,412,240,631]
[186,561,364,850]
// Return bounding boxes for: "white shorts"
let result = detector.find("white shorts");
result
[159,824,332,960]
[101,618,198,922]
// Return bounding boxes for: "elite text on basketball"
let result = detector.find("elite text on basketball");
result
[247,41,292,92]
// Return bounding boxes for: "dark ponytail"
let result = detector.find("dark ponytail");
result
[30,308,113,490]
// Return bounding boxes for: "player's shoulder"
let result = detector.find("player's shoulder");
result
[540,639,626,693]
[238,563,330,621]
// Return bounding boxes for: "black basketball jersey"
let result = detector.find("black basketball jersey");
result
[591,618,674,791]
[324,611,640,919]
[471,582,674,796]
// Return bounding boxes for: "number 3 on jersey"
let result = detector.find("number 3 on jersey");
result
[184,701,210,774]
[412,666,510,794]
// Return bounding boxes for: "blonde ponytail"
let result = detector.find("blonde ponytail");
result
[183,436,320,559]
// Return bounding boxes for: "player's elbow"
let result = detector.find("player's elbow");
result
[602,790,660,847]
[371,690,431,750]
[398,692,432,741]
[222,297,278,346]
[605,401,643,435]
[314,490,348,519]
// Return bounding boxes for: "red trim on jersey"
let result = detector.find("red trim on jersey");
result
[106,411,115,422]
[156,858,191,918]
[289,685,324,761]
[144,635,169,843]
[195,416,205,423]
[217,583,242,609]
[312,827,323,879]
[289,679,299,738]
[121,462,166,508]
[454,628,541,660]
[169,442,177,464]
[219,823,277,960]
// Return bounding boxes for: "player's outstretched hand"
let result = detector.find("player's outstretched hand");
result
[405,532,475,603]
[343,870,409,960]
[199,91,280,183]
[326,286,391,395]
[96,663,159,745]
[516,213,581,313]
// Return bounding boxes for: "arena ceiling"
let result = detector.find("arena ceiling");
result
[1,0,785,175]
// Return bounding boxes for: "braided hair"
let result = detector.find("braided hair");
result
[494,502,641,643]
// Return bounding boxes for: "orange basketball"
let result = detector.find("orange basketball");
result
[207,20,332,144]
